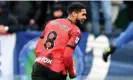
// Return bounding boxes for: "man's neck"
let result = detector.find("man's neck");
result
[67,15,76,24]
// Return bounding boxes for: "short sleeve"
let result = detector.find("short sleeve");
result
[66,28,81,49]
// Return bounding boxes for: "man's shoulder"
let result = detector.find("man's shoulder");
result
[55,18,68,23]
[48,18,68,25]
[72,25,81,32]
[48,18,68,24]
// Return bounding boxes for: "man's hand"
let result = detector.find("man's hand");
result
[69,69,77,79]
[103,45,116,62]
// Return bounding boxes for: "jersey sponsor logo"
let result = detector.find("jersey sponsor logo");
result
[75,37,80,44]
[35,57,52,64]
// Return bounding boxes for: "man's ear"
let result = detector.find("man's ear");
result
[72,12,77,17]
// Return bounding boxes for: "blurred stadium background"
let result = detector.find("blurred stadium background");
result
[0,1,133,80]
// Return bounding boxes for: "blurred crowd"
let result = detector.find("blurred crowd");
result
[0,1,133,36]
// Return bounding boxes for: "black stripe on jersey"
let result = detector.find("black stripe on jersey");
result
[40,36,44,39]
[66,44,75,50]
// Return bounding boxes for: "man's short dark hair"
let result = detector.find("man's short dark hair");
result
[67,2,86,14]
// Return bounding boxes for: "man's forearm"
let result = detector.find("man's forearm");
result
[63,47,75,75]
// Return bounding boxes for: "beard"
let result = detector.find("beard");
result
[75,19,82,28]
[76,19,84,27]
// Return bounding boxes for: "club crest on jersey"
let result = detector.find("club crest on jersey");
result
[75,37,80,44]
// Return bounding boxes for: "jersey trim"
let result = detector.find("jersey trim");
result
[66,44,75,50]
[40,36,44,39]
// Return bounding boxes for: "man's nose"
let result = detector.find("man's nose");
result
[84,16,87,20]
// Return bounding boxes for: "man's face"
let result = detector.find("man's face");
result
[76,9,87,24]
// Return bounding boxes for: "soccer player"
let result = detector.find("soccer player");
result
[103,21,133,62]
[31,2,87,80]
